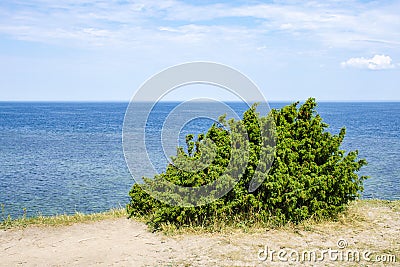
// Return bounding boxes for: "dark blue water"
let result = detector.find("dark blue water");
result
[0,102,399,219]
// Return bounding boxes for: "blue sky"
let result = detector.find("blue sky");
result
[0,0,399,101]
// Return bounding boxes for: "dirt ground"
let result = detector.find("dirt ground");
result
[1,201,399,266]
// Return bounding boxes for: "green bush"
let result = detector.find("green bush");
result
[127,98,367,230]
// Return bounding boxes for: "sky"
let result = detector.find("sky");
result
[0,0,399,101]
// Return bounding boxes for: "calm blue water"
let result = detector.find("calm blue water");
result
[0,102,399,218]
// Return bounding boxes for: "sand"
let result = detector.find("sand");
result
[1,201,399,266]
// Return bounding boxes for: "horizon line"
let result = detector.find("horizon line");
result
[1,99,400,103]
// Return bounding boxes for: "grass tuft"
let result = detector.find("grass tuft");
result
[0,207,127,230]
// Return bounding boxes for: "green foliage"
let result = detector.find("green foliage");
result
[1,203,13,229]
[127,98,368,230]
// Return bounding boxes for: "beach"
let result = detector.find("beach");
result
[1,200,398,266]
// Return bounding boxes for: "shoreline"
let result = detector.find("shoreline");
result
[1,199,398,231]
[1,200,399,266]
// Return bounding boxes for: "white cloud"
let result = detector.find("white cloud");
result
[0,0,399,54]
[341,55,396,70]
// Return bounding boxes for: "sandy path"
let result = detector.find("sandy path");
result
[1,202,399,266]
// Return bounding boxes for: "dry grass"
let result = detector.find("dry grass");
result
[0,208,127,230]
[2,199,399,234]
[149,199,400,237]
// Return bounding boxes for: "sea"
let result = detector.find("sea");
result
[0,102,399,219]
